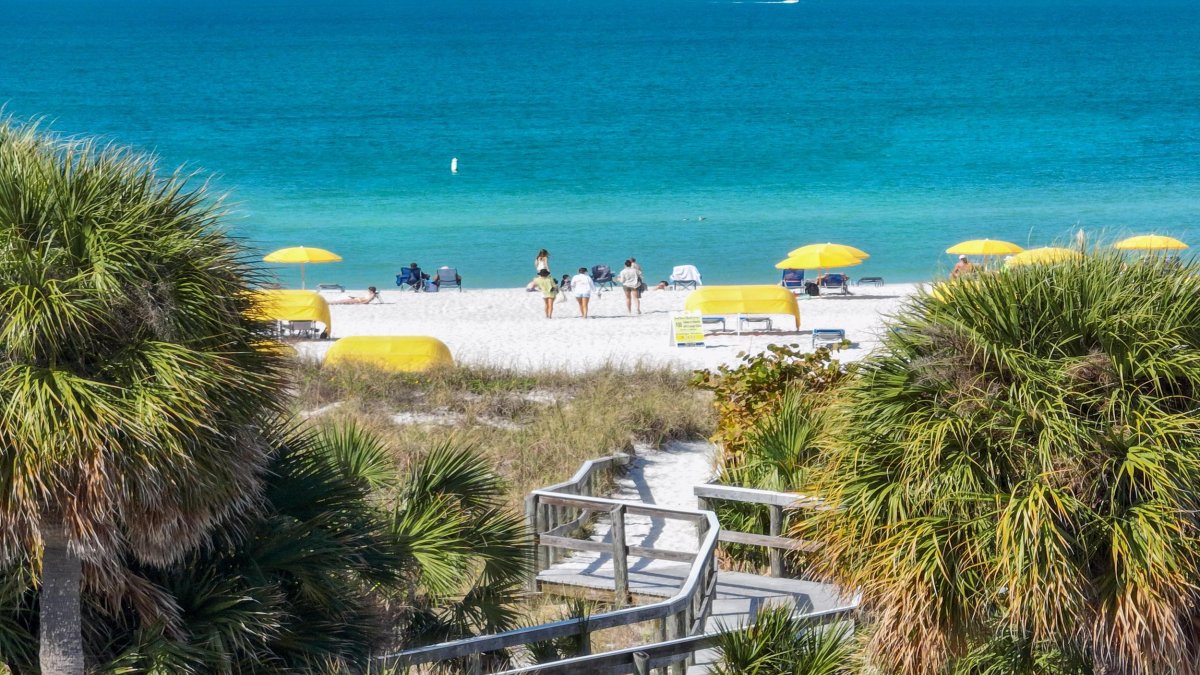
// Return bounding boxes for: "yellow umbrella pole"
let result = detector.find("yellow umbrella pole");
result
[300,263,305,289]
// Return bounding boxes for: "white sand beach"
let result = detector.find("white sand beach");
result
[296,284,920,372]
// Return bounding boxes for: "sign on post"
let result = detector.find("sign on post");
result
[672,313,705,348]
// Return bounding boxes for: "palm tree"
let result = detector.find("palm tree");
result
[797,255,1200,673]
[0,426,532,673]
[0,119,288,672]
[710,604,854,674]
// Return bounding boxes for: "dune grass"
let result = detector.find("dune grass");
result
[291,360,715,507]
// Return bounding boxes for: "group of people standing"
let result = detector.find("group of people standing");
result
[529,249,646,319]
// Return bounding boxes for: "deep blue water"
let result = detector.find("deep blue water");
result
[3,0,1199,287]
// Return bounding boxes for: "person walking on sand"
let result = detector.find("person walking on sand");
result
[531,268,558,318]
[571,267,596,318]
[617,259,642,314]
[535,249,550,274]
[951,255,976,279]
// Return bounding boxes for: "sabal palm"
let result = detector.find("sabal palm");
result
[798,255,1200,673]
[0,120,286,672]
[711,604,853,674]
[0,426,532,673]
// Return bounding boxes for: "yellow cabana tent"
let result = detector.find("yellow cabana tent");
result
[684,285,801,330]
[251,289,332,335]
[325,336,454,372]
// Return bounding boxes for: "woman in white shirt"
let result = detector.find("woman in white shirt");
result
[570,267,596,318]
[616,259,642,314]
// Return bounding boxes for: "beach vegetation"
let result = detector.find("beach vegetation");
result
[294,361,715,507]
[0,119,288,673]
[797,254,1200,673]
[710,604,855,675]
[692,346,849,570]
[0,425,530,673]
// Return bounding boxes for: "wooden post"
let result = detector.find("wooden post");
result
[535,500,549,574]
[548,504,559,565]
[669,611,687,675]
[524,494,540,592]
[633,651,651,675]
[611,504,629,607]
[769,504,784,578]
[578,622,592,657]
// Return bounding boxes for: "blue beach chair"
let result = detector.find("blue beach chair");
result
[781,269,805,291]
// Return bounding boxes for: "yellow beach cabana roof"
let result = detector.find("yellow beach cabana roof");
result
[325,336,454,372]
[684,285,801,330]
[251,289,332,333]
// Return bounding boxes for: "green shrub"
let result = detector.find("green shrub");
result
[692,344,849,471]
[799,254,1200,674]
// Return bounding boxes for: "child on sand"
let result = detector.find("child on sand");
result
[570,267,596,318]
[531,269,558,318]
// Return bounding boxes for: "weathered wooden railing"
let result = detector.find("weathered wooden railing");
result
[492,602,860,674]
[694,483,827,578]
[381,454,721,674]
[525,453,631,590]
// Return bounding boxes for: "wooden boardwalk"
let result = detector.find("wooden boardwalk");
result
[384,454,857,675]
[538,559,850,672]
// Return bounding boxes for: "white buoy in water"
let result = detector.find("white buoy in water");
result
[450,157,458,174]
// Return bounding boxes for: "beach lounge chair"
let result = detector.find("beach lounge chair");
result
[395,268,423,291]
[670,265,702,290]
[435,266,462,291]
[317,283,345,292]
[812,328,846,350]
[282,320,321,340]
[781,269,805,291]
[702,316,726,332]
[739,316,774,332]
[591,264,615,289]
[819,273,850,295]
[857,276,884,287]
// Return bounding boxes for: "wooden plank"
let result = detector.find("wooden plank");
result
[694,483,825,509]
[627,545,696,564]
[718,529,823,553]
[543,510,593,538]
[626,503,707,523]
[539,534,611,554]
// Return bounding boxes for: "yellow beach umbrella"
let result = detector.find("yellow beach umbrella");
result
[775,246,864,270]
[1112,234,1188,251]
[946,239,1024,256]
[1005,247,1082,268]
[787,242,870,260]
[263,246,342,289]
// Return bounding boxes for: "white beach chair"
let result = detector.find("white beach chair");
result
[670,265,702,290]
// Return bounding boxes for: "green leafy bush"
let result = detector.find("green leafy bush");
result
[692,344,849,471]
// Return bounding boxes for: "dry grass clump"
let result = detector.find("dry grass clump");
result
[290,360,715,507]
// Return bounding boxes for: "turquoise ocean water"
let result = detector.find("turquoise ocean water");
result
[4,0,1199,288]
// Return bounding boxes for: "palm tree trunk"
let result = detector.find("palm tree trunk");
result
[40,523,85,675]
